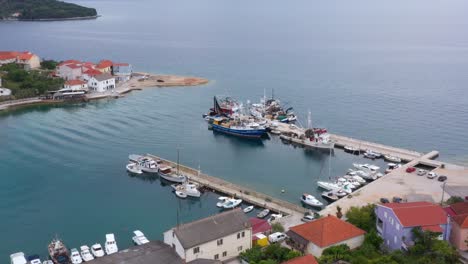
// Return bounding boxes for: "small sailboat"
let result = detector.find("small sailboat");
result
[301,194,324,208]
[257,209,270,218]
[243,205,254,213]
[158,149,187,183]
[126,163,143,174]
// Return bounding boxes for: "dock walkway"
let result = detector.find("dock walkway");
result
[147,154,308,217]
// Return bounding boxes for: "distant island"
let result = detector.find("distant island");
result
[0,0,98,21]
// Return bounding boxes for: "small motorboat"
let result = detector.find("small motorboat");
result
[243,205,254,213]
[70,248,83,264]
[27,255,41,264]
[269,130,281,135]
[343,175,366,184]
[48,238,71,264]
[321,191,339,202]
[175,189,187,198]
[132,230,150,245]
[80,245,94,262]
[216,197,230,207]
[301,194,324,208]
[257,209,270,218]
[344,145,359,154]
[10,253,27,264]
[129,154,159,173]
[175,182,201,198]
[365,150,382,158]
[385,163,401,174]
[353,163,380,174]
[223,199,242,209]
[363,152,376,159]
[42,261,53,264]
[104,234,118,255]
[339,184,353,194]
[334,189,348,197]
[268,213,283,223]
[317,181,341,191]
[126,163,143,174]
[91,244,105,258]
[383,154,401,163]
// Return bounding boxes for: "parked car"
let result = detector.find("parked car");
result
[301,215,315,222]
[392,197,403,203]
[427,172,438,179]
[417,169,427,176]
[380,198,390,203]
[268,232,287,243]
[406,167,416,173]
[438,176,448,182]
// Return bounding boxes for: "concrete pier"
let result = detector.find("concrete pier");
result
[146,154,308,217]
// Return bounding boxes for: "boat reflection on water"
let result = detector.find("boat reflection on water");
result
[127,171,159,183]
[212,130,267,147]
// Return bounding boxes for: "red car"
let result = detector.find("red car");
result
[406,167,416,173]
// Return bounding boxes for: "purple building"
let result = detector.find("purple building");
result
[375,202,450,251]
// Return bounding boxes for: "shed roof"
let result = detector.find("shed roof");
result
[173,208,250,249]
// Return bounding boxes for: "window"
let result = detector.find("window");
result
[237,233,240,239]
[396,224,400,230]
[242,231,245,237]
[222,251,227,257]
[394,235,397,244]
[384,211,387,218]
[214,254,219,260]
[193,247,200,254]
[238,246,243,252]
[217,239,223,246]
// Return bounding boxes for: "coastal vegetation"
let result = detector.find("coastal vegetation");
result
[0,0,97,20]
[240,244,302,264]
[0,63,63,99]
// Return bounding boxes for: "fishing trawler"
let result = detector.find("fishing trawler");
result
[48,238,71,264]
[210,117,267,138]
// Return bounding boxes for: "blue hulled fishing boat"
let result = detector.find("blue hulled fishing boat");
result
[210,118,267,138]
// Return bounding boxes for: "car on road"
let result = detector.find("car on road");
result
[427,172,438,179]
[438,176,448,182]
[380,198,390,203]
[406,167,416,173]
[417,169,427,176]
[392,197,403,203]
[268,232,287,243]
[301,215,315,222]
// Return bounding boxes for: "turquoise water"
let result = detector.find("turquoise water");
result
[2,0,468,259]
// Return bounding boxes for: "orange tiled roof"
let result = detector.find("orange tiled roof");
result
[282,254,318,264]
[96,60,113,69]
[58,60,81,66]
[383,202,448,228]
[83,69,102,76]
[453,214,468,228]
[289,215,366,248]
[0,51,35,61]
[65,80,86,86]
[449,202,468,215]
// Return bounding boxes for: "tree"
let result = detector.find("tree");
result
[41,60,58,70]
[446,196,464,205]
[284,250,302,261]
[320,244,351,264]
[271,222,284,233]
[345,204,376,232]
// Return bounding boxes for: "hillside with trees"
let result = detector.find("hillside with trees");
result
[0,0,97,20]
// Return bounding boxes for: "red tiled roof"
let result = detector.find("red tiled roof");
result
[64,63,82,69]
[384,202,447,228]
[249,218,271,234]
[59,60,81,66]
[96,60,113,69]
[0,51,35,61]
[289,215,366,248]
[83,69,102,76]
[17,52,34,60]
[444,207,457,217]
[282,254,318,264]
[421,225,443,233]
[65,80,86,86]
[453,214,468,228]
[449,202,468,215]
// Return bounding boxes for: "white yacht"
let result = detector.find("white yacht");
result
[301,194,323,208]
[317,181,341,191]
[70,248,83,264]
[126,163,143,174]
[172,182,201,198]
[353,163,380,174]
[104,234,118,255]
[128,154,159,173]
[79,246,94,262]
[216,197,230,207]
[365,150,382,158]
[223,199,242,209]
[132,230,150,245]
[343,174,366,184]
[10,252,27,264]
[91,244,105,258]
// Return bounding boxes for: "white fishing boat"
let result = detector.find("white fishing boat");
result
[70,248,83,264]
[126,163,143,174]
[243,205,254,213]
[10,252,27,264]
[180,182,201,197]
[383,154,401,163]
[80,245,94,262]
[353,163,380,174]
[223,199,242,209]
[317,181,341,191]
[128,154,159,173]
[301,194,323,208]
[158,166,187,183]
[257,209,270,218]
[91,244,104,258]
[104,234,118,255]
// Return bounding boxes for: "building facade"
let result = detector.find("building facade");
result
[56,63,83,81]
[446,202,468,251]
[375,202,450,251]
[112,63,133,82]
[163,209,252,262]
[0,51,40,70]
[64,80,88,91]
[88,73,115,93]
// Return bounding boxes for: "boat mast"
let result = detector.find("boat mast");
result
[177,148,180,175]
[307,110,312,129]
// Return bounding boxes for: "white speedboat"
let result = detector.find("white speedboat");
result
[363,152,376,159]
[216,197,230,207]
[126,163,143,174]
[104,234,118,255]
[353,163,380,174]
[301,194,324,208]
[343,175,366,184]
[91,244,105,258]
[339,178,360,188]
[173,182,201,197]
[175,189,187,198]
[129,154,159,173]
[132,230,150,245]
[317,181,341,191]
[158,166,187,183]
[223,199,242,209]
[268,213,283,223]
[334,189,348,197]
[10,252,27,264]
[70,248,83,264]
[321,191,339,202]
[339,184,353,194]
[257,209,270,218]
[243,206,254,213]
[80,246,94,262]
[385,163,401,174]
[383,154,401,163]
[365,150,382,158]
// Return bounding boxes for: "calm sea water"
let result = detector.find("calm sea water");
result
[1,0,468,259]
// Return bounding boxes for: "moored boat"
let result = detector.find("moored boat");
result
[257,209,270,218]
[223,198,242,209]
[383,154,402,163]
[321,191,339,202]
[210,118,267,139]
[385,163,402,174]
[128,154,159,173]
[344,145,360,154]
[126,163,143,174]
[172,182,201,198]
[352,163,380,174]
[104,234,118,255]
[216,197,230,207]
[301,194,323,208]
[317,181,341,191]
[10,252,27,264]
[79,246,93,262]
[243,205,254,213]
[48,238,71,264]
[365,150,382,159]
[158,165,187,183]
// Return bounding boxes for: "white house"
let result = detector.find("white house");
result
[63,80,88,91]
[286,215,366,257]
[163,208,252,263]
[88,73,115,93]
[112,63,133,82]
[56,62,83,81]
[0,51,40,70]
